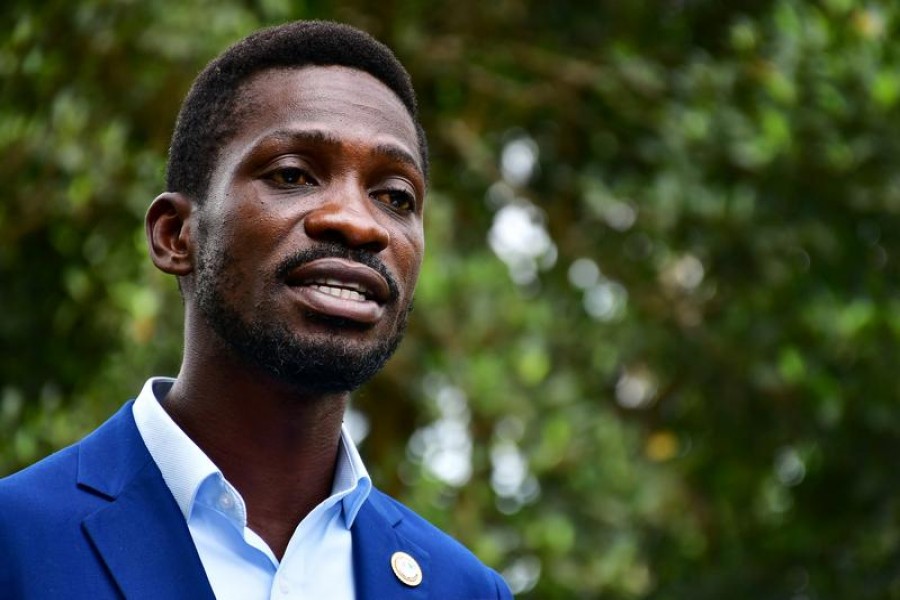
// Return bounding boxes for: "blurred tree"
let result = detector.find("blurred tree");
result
[3,0,900,597]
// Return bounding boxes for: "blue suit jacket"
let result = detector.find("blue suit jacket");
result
[0,403,512,599]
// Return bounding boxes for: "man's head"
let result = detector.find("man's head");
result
[166,20,428,204]
[146,22,427,395]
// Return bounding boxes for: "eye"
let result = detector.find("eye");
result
[266,167,316,188]
[372,189,416,212]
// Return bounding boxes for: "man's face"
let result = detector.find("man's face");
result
[191,66,426,393]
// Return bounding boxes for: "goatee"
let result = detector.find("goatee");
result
[194,242,411,394]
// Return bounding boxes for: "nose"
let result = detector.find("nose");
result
[303,193,390,252]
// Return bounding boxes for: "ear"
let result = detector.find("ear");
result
[145,192,195,276]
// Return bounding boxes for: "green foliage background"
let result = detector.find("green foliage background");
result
[3,0,900,597]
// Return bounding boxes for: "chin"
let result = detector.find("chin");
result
[211,310,407,394]
[264,335,403,394]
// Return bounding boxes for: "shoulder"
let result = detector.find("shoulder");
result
[0,402,144,541]
[365,488,512,599]
[368,488,483,562]
[0,437,112,538]
[0,403,156,597]
[0,441,94,591]
[0,442,82,511]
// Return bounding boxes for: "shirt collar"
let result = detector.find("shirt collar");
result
[132,376,372,529]
[334,421,372,527]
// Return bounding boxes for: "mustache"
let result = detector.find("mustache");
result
[274,242,401,302]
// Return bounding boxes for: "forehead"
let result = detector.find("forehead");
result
[227,65,422,170]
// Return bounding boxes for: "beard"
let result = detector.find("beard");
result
[193,240,411,394]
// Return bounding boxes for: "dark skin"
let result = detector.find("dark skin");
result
[144,66,426,559]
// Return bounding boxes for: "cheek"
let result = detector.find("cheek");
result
[399,236,425,289]
[221,206,285,259]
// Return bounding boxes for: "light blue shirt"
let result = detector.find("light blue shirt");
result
[132,377,372,600]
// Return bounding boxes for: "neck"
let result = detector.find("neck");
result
[162,320,351,559]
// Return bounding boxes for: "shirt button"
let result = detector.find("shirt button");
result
[218,493,234,511]
[279,578,290,594]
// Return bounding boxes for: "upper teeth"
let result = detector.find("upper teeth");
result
[311,281,368,302]
[318,278,365,292]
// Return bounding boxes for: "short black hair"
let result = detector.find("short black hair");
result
[166,20,428,203]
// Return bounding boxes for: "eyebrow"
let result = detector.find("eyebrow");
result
[258,128,423,175]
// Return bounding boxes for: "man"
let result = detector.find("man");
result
[0,21,512,600]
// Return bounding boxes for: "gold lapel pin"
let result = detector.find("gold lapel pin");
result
[390,551,423,587]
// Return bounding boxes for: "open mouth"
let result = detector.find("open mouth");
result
[284,257,392,324]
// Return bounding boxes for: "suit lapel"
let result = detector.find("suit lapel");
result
[77,403,215,600]
[352,493,430,600]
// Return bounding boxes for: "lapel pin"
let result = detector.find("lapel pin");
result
[390,551,423,587]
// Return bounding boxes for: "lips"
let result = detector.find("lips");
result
[284,257,392,324]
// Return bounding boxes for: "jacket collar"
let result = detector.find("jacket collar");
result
[77,402,431,600]
[352,489,431,600]
[77,402,216,600]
